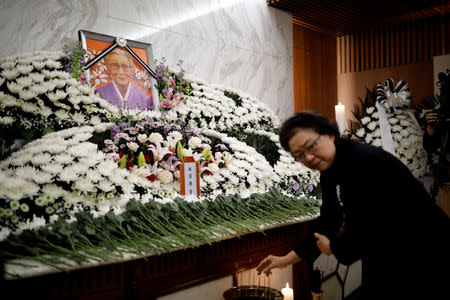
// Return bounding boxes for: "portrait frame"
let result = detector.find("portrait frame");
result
[78,29,159,110]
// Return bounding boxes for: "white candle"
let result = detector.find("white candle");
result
[281,282,294,300]
[335,102,346,134]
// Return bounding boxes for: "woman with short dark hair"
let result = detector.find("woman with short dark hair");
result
[257,110,449,299]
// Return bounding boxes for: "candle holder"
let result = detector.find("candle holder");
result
[223,285,284,300]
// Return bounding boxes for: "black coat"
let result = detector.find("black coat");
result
[294,137,449,298]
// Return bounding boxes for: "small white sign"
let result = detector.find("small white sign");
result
[183,162,198,196]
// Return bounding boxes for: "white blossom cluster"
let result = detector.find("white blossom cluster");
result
[201,129,278,199]
[0,53,320,242]
[274,148,320,196]
[0,124,174,240]
[354,106,427,178]
[170,78,280,133]
[0,51,120,132]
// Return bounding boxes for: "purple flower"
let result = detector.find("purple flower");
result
[306,184,314,192]
[163,124,172,132]
[112,125,120,137]
[292,182,300,191]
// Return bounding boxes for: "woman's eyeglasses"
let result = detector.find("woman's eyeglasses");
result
[109,63,133,73]
[293,134,321,161]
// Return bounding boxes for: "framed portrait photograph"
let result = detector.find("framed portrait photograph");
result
[79,30,159,110]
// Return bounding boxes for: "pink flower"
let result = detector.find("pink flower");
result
[79,73,87,84]
[169,77,176,88]
[173,93,183,102]
[164,88,173,100]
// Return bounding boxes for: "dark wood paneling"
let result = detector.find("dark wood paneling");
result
[337,15,450,74]
[268,0,450,37]
[293,24,337,119]
[2,221,315,300]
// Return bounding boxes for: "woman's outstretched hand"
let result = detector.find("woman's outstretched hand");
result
[256,251,301,276]
[314,232,332,256]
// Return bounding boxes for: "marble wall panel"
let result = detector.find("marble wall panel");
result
[0,0,294,120]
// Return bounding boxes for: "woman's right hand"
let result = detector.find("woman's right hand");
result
[256,251,301,276]
[425,109,438,136]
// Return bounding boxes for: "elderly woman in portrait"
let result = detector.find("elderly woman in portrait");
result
[95,48,153,110]
[257,111,449,299]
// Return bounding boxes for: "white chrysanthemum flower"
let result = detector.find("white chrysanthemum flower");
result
[15,166,38,179]
[2,69,19,80]
[108,169,127,185]
[366,107,375,114]
[17,64,33,74]
[72,132,93,143]
[46,60,62,69]
[360,116,371,125]
[54,109,69,120]
[0,116,14,125]
[41,163,63,174]
[400,129,409,137]
[372,138,383,147]
[30,84,48,94]
[2,94,18,106]
[66,85,79,96]
[1,61,16,69]
[32,61,46,70]
[399,119,410,127]
[86,169,102,183]
[69,95,82,105]
[74,177,95,193]
[31,153,52,165]
[29,72,45,83]
[372,128,381,137]
[21,101,38,113]
[16,76,33,87]
[41,80,56,91]
[53,153,74,164]
[71,112,85,124]
[0,227,12,242]
[68,142,97,157]
[77,84,92,95]
[81,95,94,104]
[32,171,53,184]
[65,192,83,204]
[90,116,101,125]
[7,81,22,93]
[388,117,399,125]
[98,179,114,192]
[39,106,52,117]
[42,184,65,199]
[367,121,377,131]
[364,133,373,143]
[55,89,67,99]
[356,128,366,137]
[19,89,37,100]
[58,168,80,182]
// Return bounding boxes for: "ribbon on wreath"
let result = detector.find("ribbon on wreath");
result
[374,78,422,155]
[376,78,411,113]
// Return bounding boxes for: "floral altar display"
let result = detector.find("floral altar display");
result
[347,79,428,178]
[0,49,320,276]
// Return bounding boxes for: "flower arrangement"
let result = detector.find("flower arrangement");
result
[104,118,231,188]
[0,51,121,159]
[154,59,191,110]
[0,50,320,274]
[348,80,428,178]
